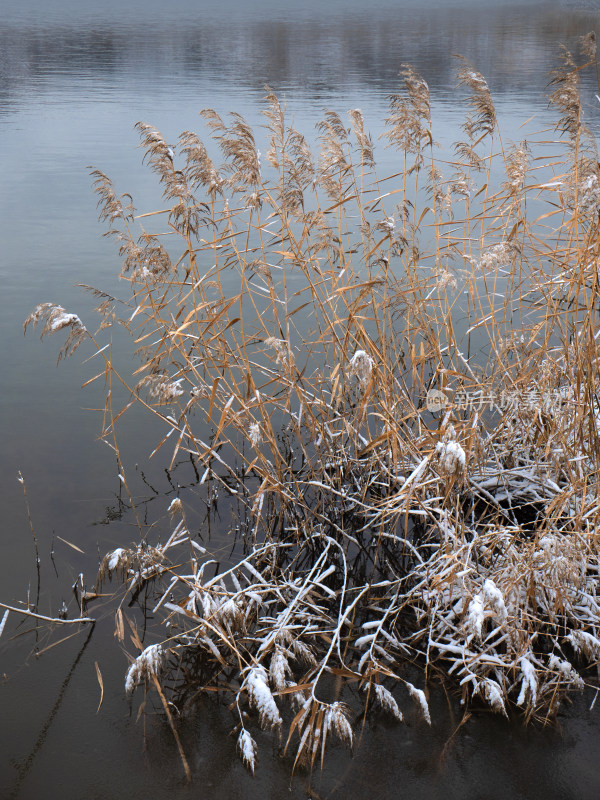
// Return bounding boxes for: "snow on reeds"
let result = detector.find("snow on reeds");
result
[125,643,165,694]
[25,39,600,776]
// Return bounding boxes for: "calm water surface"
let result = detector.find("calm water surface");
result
[2,1,600,797]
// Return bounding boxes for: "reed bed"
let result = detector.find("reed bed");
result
[25,37,600,776]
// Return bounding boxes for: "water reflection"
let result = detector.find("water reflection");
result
[1,0,600,114]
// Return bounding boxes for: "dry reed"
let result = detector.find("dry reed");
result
[24,40,600,777]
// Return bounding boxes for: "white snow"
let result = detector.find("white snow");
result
[0,610,8,639]
[516,655,537,708]
[483,579,508,623]
[125,643,165,694]
[49,312,82,331]
[435,438,466,476]
[466,595,485,639]
[407,682,431,724]
[372,684,403,721]
[269,646,291,692]
[245,666,282,730]
[237,729,258,773]
[107,548,129,572]
[476,678,507,716]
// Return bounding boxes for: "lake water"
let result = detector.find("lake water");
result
[2,1,600,797]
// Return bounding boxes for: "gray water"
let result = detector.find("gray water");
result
[2,1,600,797]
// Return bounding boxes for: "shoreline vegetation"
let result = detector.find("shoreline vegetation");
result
[19,36,600,778]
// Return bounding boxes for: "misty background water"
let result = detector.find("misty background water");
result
[2,1,600,797]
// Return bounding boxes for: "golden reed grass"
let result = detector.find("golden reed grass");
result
[24,35,600,777]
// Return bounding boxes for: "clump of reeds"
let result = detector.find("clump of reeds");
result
[25,37,600,778]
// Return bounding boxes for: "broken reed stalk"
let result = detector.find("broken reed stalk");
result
[0,602,94,625]
[24,38,600,775]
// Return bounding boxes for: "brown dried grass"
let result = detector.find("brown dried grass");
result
[25,41,600,776]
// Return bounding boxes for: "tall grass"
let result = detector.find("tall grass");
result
[25,36,600,776]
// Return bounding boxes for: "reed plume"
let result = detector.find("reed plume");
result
[24,41,600,779]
